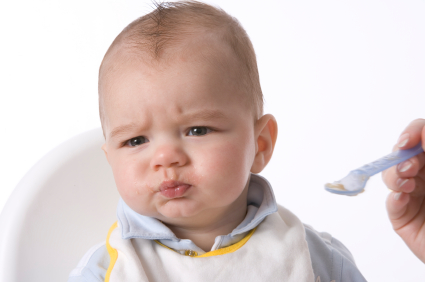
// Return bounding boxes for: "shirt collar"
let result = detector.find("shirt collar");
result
[116,173,278,240]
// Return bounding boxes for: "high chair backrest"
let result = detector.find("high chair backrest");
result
[0,128,119,282]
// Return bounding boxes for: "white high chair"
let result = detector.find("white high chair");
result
[0,128,120,282]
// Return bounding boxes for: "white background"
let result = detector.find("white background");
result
[1,0,424,280]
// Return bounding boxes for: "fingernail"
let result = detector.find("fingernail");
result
[396,178,409,188]
[394,192,402,201]
[398,161,412,172]
[397,133,409,148]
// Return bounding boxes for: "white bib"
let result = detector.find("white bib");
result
[106,205,315,282]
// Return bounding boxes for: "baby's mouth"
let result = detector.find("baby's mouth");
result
[158,180,191,199]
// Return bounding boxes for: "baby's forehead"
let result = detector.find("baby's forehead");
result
[100,34,244,99]
[106,31,238,71]
[104,40,243,95]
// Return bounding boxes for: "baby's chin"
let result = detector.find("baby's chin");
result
[156,198,202,219]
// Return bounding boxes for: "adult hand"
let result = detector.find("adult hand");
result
[382,118,425,263]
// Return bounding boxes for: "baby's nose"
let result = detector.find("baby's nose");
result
[150,143,188,170]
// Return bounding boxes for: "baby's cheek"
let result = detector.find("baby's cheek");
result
[114,159,143,197]
[202,141,251,186]
[221,139,253,170]
[115,171,150,214]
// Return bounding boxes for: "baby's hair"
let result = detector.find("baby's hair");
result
[99,0,263,129]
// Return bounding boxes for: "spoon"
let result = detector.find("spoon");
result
[325,143,423,196]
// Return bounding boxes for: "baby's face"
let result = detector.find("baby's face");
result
[100,45,258,224]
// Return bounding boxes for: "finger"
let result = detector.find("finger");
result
[386,191,409,223]
[382,166,399,190]
[383,145,425,191]
[387,190,425,235]
[408,175,425,197]
[382,163,415,193]
[396,118,425,149]
[382,173,415,193]
[382,163,425,194]
[419,164,425,182]
[397,153,425,179]
[398,178,415,193]
[398,156,425,195]
[386,191,425,231]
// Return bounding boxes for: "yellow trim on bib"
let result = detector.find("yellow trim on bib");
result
[105,222,118,282]
[155,227,257,258]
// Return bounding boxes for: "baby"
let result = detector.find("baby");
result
[69,1,366,281]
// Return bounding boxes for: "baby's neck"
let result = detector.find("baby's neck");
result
[166,204,247,252]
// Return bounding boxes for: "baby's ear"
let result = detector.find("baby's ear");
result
[251,114,278,173]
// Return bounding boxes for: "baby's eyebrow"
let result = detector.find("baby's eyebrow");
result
[109,123,140,140]
[182,109,226,121]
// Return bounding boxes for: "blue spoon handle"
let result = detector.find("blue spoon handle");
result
[354,143,423,177]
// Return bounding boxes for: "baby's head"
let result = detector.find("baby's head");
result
[99,1,277,226]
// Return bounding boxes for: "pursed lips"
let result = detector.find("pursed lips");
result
[158,180,191,198]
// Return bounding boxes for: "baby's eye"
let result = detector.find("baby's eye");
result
[126,136,149,147]
[187,127,212,136]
